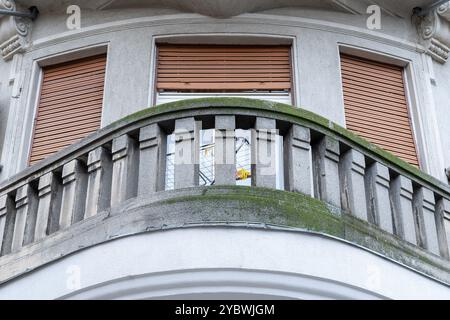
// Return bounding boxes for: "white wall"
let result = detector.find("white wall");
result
[0,58,11,167]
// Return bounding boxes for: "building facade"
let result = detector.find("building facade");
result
[0,0,449,299]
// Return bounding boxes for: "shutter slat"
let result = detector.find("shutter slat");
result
[156,45,291,91]
[343,100,410,118]
[32,129,100,146]
[40,86,104,99]
[33,119,103,138]
[344,101,410,119]
[33,110,102,125]
[43,70,106,86]
[158,73,291,77]
[341,66,404,82]
[156,82,291,90]
[158,61,290,66]
[30,125,101,154]
[346,114,413,134]
[42,55,107,73]
[29,54,106,165]
[340,54,419,166]
[40,75,106,94]
[38,93,104,110]
[343,78,405,100]
[341,55,403,72]
[43,61,106,78]
[38,102,103,117]
[39,85,105,103]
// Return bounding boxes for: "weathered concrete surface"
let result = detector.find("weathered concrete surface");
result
[390,175,417,245]
[0,185,449,287]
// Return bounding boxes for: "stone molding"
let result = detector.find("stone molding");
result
[417,1,450,63]
[0,0,32,60]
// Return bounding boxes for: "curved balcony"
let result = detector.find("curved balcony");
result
[0,97,449,287]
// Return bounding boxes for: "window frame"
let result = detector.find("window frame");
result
[338,44,426,170]
[25,44,109,166]
[148,34,300,107]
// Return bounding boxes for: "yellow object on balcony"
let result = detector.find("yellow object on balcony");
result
[236,168,251,180]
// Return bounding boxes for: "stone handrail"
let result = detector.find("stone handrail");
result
[0,97,449,284]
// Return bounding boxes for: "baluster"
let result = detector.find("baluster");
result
[413,187,440,255]
[59,160,88,229]
[85,147,112,218]
[339,149,367,220]
[111,135,139,207]
[138,124,166,195]
[435,198,450,259]
[0,194,14,255]
[312,136,341,208]
[174,118,199,189]
[252,117,277,188]
[12,184,38,251]
[390,176,417,244]
[0,195,6,253]
[215,116,236,185]
[284,124,312,195]
[365,162,393,232]
[35,172,62,241]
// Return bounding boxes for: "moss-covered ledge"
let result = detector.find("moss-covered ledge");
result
[0,185,449,286]
[2,97,448,197]
[113,97,449,196]
[146,185,450,284]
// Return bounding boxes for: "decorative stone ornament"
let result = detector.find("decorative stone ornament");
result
[0,0,32,60]
[417,1,450,63]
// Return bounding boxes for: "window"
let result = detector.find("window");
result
[155,44,293,105]
[340,54,419,167]
[29,54,107,165]
[156,44,289,189]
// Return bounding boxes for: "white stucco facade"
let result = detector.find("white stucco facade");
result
[0,1,449,182]
[0,228,448,300]
[0,1,450,300]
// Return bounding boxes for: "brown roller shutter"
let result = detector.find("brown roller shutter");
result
[156,45,292,91]
[29,54,106,165]
[340,54,419,167]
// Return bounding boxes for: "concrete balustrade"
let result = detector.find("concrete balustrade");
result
[111,135,139,207]
[12,184,38,251]
[174,118,199,189]
[390,175,417,245]
[413,187,440,255]
[138,124,166,195]
[35,172,62,240]
[0,194,13,255]
[436,198,450,258]
[365,162,393,233]
[252,117,277,188]
[441,199,450,256]
[85,147,112,218]
[339,149,367,221]
[313,136,341,208]
[59,160,88,229]
[0,99,449,281]
[284,124,312,195]
[214,116,236,186]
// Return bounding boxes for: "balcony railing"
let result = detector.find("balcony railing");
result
[0,97,449,284]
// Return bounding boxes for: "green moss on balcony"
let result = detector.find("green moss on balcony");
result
[110,97,448,194]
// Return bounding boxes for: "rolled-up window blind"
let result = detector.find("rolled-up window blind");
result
[340,54,419,167]
[156,45,292,91]
[29,54,106,165]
